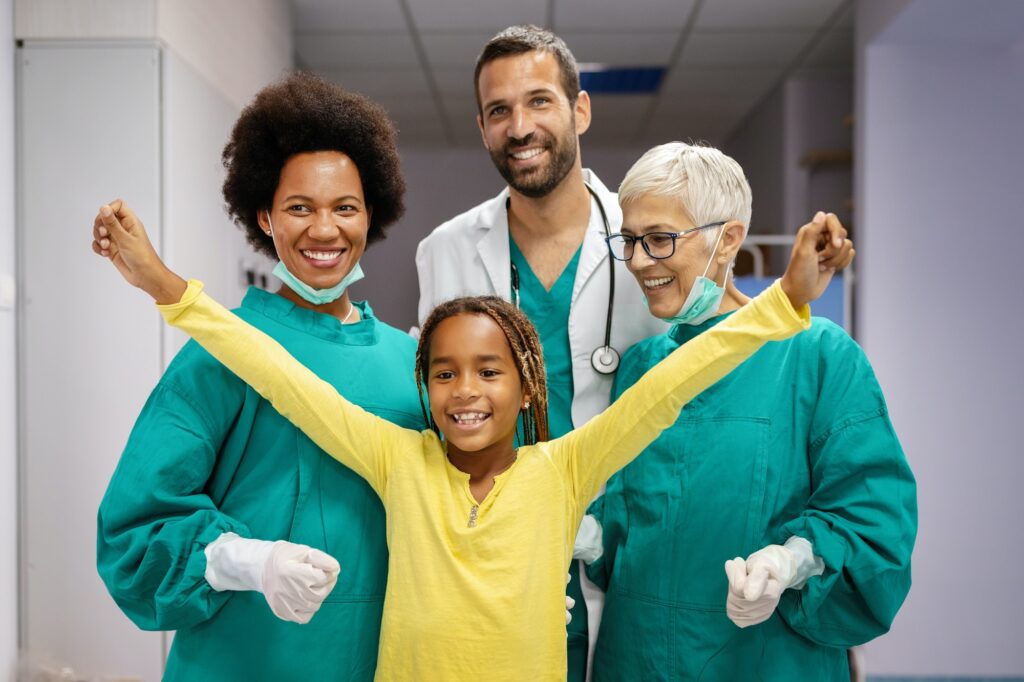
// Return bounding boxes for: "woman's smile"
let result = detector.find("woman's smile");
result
[299,247,347,269]
[642,275,676,293]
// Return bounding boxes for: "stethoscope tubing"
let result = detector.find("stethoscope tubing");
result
[508,183,620,375]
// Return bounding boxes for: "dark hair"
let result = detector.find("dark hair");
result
[222,71,406,259]
[474,25,580,114]
[414,296,549,446]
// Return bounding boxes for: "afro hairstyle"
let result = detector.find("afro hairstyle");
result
[222,71,406,259]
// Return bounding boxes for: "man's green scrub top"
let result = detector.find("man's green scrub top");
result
[97,288,422,682]
[509,238,589,682]
[587,313,917,682]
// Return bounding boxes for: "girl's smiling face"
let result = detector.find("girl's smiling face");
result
[426,313,529,457]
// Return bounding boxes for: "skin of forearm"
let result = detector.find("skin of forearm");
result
[142,263,188,305]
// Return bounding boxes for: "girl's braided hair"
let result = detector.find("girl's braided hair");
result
[414,296,549,445]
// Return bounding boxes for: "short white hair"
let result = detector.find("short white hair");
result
[618,142,752,248]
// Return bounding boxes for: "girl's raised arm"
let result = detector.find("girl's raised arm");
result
[551,212,852,507]
[92,201,419,495]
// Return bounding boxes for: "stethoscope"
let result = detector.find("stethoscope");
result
[509,183,620,375]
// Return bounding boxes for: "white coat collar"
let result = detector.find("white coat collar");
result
[475,198,512,297]
[473,169,619,301]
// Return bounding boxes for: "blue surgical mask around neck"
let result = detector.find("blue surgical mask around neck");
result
[266,214,365,306]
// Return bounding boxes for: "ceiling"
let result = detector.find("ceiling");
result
[292,0,854,147]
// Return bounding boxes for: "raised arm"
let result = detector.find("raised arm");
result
[552,212,853,505]
[92,201,418,493]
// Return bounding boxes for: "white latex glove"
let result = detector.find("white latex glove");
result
[565,572,575,627]
[572,514,604,565]
[205,532,341,624]
[724,536,823,628]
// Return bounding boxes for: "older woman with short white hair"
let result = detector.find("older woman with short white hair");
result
[578,142,917,681]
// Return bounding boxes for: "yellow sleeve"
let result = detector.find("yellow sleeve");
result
[551,279,811,507]
[157,280,420,497]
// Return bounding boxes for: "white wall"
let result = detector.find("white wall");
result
[1,0,18,678]
[19,43,165,681]
[155,0,292,110]
[160,49,252,362]
[14,0,156,38]
[856,0,1024,676]
[15,0,292,110]
[14,2,292,678]
[725,86,786,235]
[725,74,852,277]
[782,75,851,239]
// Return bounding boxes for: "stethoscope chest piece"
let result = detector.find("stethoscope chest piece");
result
[591,345,620,375]
[509,183,622,376]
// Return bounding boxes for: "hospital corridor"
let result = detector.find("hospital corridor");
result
[0,0,1022,680]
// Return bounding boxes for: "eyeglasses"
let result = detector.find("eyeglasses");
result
[604,221,726,261]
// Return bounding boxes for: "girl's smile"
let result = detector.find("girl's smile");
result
[447,410,492,431]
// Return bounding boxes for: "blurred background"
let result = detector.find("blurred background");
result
[1,0,1022,679]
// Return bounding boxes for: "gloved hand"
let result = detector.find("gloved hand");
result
[724,536,824,628]
[572,514,604,565]
[262,541,342,623]
[204,532,341,624]
[565,572,575,627]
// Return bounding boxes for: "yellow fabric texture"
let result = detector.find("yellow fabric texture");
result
[157,279,809,681]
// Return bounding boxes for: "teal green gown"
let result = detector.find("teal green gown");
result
[509,239,589,682]
[97,288,423,681]
[586,312,917,681]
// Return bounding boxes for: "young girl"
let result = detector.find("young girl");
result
[92,201,850,681]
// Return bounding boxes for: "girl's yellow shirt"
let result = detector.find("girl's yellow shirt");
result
[157,280,808,681]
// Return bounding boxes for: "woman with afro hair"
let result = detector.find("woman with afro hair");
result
[96,72,420,681]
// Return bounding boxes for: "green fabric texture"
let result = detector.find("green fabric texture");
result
[97,288,423,681]
[509,237,589,682]
[509,237,580,440]
[587,313,917,682]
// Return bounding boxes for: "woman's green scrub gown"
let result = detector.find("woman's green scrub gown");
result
[97,288,422,681]
[587,313,917,681]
